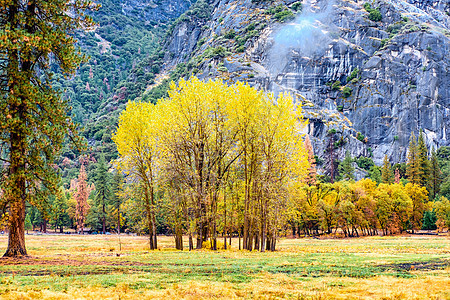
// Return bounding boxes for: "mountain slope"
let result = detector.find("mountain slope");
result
[152,0,450,166]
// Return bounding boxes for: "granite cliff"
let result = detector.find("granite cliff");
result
[154,0,449,168]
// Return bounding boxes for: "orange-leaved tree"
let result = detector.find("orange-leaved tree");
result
[74,165,93,234]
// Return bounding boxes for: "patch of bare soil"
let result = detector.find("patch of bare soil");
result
[377,259,450,272]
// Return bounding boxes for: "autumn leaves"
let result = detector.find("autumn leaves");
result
[113,77,309,251]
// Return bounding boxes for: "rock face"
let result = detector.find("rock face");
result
[159,0,450,165]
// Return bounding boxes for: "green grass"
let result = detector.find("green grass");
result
[0,235,448,299]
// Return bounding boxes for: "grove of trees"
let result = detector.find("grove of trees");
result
[113,77,310,251]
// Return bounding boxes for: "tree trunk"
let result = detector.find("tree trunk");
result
[102,204,106,234]
[4,199,27,257]
[175,224,183,250]
[144,188,155,250]
[189,233,194,251]
[117,206,121,234]
[238,228,241,250]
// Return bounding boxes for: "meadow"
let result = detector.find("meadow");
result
[0,234,448,299]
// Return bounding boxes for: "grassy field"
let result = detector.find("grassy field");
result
[0,234,448,299]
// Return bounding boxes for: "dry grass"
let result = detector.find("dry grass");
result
[0,234,448,299]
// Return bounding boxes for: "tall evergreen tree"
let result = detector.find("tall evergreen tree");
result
[94,155,111,234]
[52,187,70,233]
[429,147,442,200]
[406,132,420,184]
[338,151,354,181]
[381,155,394,184]
[368,166,382,184]
[0,0,94,256]
[417,130,431,187]
[111,171,124,234]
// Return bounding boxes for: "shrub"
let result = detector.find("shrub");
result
[337,105,344,112]
[347,68,359,82]
[342,87,352,98]
[368,10,382,22]
[364,3,382,22]
[204,46,228,59]
[328,129,337,135]
[291,1,302,12]
[357,132,365,142]
[236,45,245,53]
[197,37,206,48]
[274,10,295,22]
[267,4,284,15]
[332,80,341,90]
[223,29,236,39]
[246,23,256,32]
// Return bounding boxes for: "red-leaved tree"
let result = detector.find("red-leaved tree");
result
[75,165,92,234]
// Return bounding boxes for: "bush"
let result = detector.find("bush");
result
[267,4,284,15]
[364,3,382,22]
[246,23,256,32]
[332,80,341,90]
[204,46,228,59]
[347,68,359,82]
[274,10,295,22]
[236,45,245,53]
[291,2,302,12]
[337,105,344,112]
[342,86,352,98]
[357,132,365,142]
[223,29,236,39]
[368,10,382,22]
[328,129,337,135]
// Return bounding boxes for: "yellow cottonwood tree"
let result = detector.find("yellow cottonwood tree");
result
[113,77,310,251]
[113,101,161,249]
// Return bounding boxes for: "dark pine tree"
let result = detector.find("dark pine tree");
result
[0,0,94,256]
